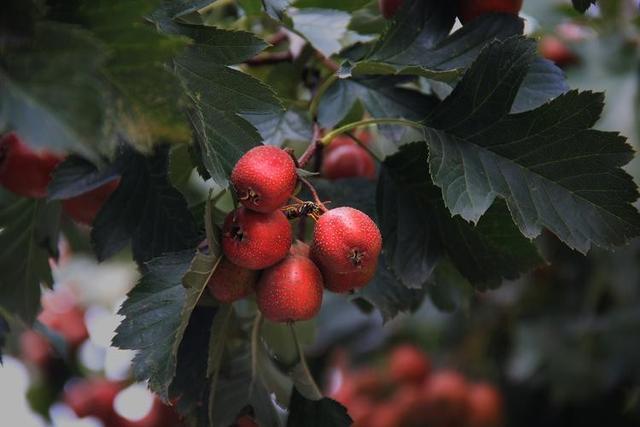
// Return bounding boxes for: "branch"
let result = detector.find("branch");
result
[321,118,423,145]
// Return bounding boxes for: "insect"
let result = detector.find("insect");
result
[281,201,323,220]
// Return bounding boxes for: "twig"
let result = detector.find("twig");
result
[299,176,327,213]
[298,123,322,168]
[246,51,293,66]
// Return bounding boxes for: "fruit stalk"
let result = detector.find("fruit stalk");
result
[290,323,323,400]
[320,118,422,145]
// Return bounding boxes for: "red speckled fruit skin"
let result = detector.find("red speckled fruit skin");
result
[65,378,122,421]
[458,0,522,24]
[423,370,470,426]
[62,179,120,225]
[231,145,297,213]
[321,144,376,180]
[207,257,258,303]
[467,383,504,427]
[222,207,292,269]
[314,262,375,293]
[389,344,431,386]
[378,0,404,19]
[256,255,323,322]
[311,207,382,275]
[0,133,63,198]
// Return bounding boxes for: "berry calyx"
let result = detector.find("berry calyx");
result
[467,383,504,427]
[321,144,376,180]
[311,207,382,276]
[256,254,323,322]
[0,132,63,198]
[231,145,297,213]
[207,257,258,303]
[388,345,431,386]
[458,0,522,24]
[379,0,404,19]
[62,179,120,225]
[222,207,292,270]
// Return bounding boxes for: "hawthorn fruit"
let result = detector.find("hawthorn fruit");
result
[62,179,120,225]
[423,370,470,426]
[65,378,123,422]
[222,207,292,270]
[467,383,504,427]
[206,257,258,303]
[378,0,404,19]
[315,266,376,293]
[256,254,323,322]
[0,132,62,198]
[388,344,431,386]
[539,35,578,68]
[458,0,523,24]
[321,143,376,180]
[231,145,297,213]
[289,239,311,257]
[311,206,382,279]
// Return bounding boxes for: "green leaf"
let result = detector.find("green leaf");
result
[384,141,544,289]
[286,387,352,427]
[425,37,640,253]
[170,306,217,425]
[426,260,473,313]
[48,156,120,200]
[78,0,191,147]
[155,15,283,186]
[289,8,351,57]
[262,319,315,367]
[246,107,312,147]
[91,145,201,263]
[572,0,597,13]
[317,76,438,130]
[0,195,54,323]
[0,314,9,364]
[206,304,234,389]
[112,248,217,400]
[0,22,111,161]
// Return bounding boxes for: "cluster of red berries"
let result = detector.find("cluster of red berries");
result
[0,132,118,225]
[329,345,504,427]
[321,133,376,181]
[20,289,89,369]
[378,0,522,23]
[64,378,183,427]
[208,145,382,323]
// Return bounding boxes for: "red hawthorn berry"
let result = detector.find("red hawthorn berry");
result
[458,0,522,24]
[256,254,323,322]
[348,398,375,427]
[222,207,292,270]
[65,378,123,421]
[290,240,311,257]
[351,368,387,398]
[62,179,120,225]
[321,144,376,181]
[393,384,429,426]
[38,301,88,349]
[423,370,470,427]
[539,35,578,68]
[316,265,376,293]
[369,403,404,427]
[389,344,431,386]
[231,145,297,213]
[20,330,52,368]
[311,207,382,275]
[467,383,504,427]
[0,132,63,198]
[206,257,258,303]
[235,415,258,427]
[379,0,404,19]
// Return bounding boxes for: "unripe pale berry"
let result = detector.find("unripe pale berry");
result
[207,257,258,303]
[231,145,297,213]
[222,207,292,270]
[321,144,376,180]
[379,0,404,19]
[467,383,504,427]
[458,0,522,24]
[0,132,63,198]
[256,254,323,322]
[389,345,431,386]
[314,264,376,293]
[63,179,119,225]
[311,207,382,275]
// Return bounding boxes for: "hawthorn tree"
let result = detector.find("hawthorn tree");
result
[0,0,636,426]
